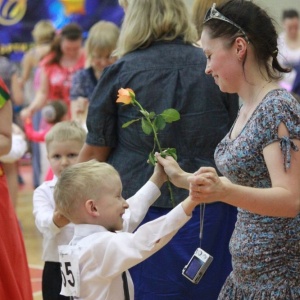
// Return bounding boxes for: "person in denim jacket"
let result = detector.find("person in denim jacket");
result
[78,0,239,299]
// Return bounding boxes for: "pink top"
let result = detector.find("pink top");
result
[40,52,85,115]
[24,118,52,142]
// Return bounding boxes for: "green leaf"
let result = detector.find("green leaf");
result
[148,152,156,166]
[141,118,153,135]
[149,112,156,119]
[122,119,140,128]
[161,148,177,161]
[154,115,166,131]
[160,109,180,123]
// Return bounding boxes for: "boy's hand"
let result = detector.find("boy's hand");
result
[149,160,167,188]
[53,210,70,228]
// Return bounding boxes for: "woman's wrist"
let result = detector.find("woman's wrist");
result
[172,171,190,190]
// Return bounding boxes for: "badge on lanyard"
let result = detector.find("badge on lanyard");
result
[59,245,81,297]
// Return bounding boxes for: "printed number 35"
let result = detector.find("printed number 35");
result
[61,262,75,287]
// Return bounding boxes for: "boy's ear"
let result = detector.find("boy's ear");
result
[85,199,100,217]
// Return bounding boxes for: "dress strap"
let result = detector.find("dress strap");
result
[280,136,299,170]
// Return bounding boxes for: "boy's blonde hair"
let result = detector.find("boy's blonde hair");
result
[54,160,120,220]
[32,20,56,44]
[45,120,86,151]
[115,0,198,57]
[85,21,120,63]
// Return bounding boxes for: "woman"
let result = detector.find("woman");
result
[20,22,85,119]
[78,0,239,299]
[159,1,300,299]
[0,77,33,300]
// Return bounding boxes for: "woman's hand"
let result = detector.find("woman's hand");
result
[155,153,189,189]
[188,167,229,204]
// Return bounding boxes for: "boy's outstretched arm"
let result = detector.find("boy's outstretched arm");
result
[123,162,167,233]
[181,196,198,216]
[149,160,167,189]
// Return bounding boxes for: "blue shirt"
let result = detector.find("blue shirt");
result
[87,39,239,208]
[70,67,98,101]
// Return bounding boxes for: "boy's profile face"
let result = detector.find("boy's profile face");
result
[47,140,83,177]
[94,175,129,231]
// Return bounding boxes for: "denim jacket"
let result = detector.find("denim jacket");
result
[86,39,239,208]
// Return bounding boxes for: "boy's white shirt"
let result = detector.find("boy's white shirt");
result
[33,176,74,262]
[58,181,192,300]
[33,176,162,262]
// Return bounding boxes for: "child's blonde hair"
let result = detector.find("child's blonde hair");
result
[85,21,120,64]
[45,120,86,151]
[54,160,120,220]
[32,20,56,44]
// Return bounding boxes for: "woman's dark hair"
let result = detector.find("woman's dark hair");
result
[47,23,83,65]
[282,9,299,21]
[203,0,290,80]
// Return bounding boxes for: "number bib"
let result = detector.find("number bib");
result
[59,245,81,297]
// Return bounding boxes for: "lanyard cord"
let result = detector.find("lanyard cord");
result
[122,271,130,300]
[199,204,205,248]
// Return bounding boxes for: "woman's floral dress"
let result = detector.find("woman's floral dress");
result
[216,89,300,299]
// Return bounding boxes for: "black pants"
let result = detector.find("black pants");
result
[42,261,70,300]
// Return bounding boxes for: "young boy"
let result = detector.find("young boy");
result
[54,159,198,300]
[32,120,86,300]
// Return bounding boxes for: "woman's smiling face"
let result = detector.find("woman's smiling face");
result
[201,28,243,94]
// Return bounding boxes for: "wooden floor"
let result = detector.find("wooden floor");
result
[17,163,43,300]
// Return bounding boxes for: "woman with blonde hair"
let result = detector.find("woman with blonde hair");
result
[78,0,239,299]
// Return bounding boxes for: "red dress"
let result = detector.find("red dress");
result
[0,78,33,299]
[40,51,85,117]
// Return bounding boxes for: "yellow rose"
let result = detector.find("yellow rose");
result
[116,88,135,105]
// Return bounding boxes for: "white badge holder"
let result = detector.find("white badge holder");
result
[59,245,81,297]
